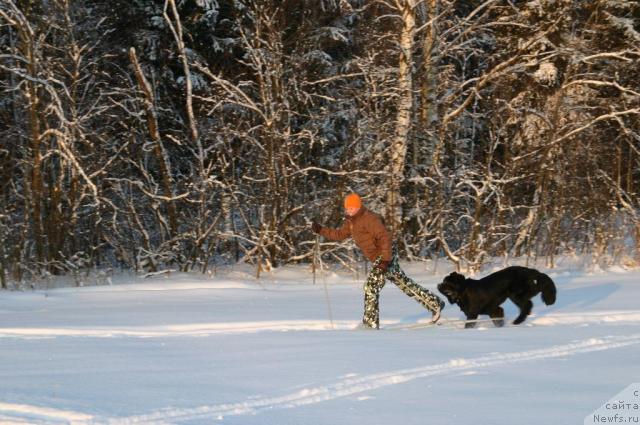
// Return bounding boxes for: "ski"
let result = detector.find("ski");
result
[383,317,508,330]
[383,320,441,330]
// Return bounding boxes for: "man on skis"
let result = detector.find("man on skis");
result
[312,193,444,329]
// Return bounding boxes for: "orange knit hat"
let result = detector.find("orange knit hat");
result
[344,193,362,209]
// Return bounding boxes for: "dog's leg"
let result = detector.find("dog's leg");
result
[464,312,479,329]
[489,306,505,327]
[512,298,533,325]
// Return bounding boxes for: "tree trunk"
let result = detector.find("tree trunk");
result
[164,0,208,268]
[513,85,564,257]
[387,0,416,236]
[0,219,6,289]
[129,47,178,239]
[636,224,640,264]
[419,0,438,131]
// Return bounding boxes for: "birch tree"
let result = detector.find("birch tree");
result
[387,0,416,235]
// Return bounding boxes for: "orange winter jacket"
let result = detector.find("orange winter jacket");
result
[319,207,392,262]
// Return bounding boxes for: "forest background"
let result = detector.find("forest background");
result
[0,0,639,286]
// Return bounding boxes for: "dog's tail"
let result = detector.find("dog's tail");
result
[536,272,557,305]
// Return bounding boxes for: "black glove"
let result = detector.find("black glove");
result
[311,222,322,234]
[375,260,390,273]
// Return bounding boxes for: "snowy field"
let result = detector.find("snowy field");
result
[1,258,639,425]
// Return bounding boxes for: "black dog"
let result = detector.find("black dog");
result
[437,266,557,328]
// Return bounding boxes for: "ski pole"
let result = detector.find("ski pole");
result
[316,234,334,329]
[312,232,317,285]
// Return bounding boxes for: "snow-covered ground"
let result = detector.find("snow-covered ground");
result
[1,258,639,425]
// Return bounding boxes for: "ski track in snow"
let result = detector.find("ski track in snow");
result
[104,334,640,424]
[1,310,639,423]
[1,310,640,339]
[0,403,94,425]
[530,310,640,326]
[2,334,638,424]
[0,320,355,339]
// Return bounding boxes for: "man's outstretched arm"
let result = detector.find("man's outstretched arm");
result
[313,221,351,241]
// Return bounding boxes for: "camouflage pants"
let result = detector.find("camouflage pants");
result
[363,252,443,329]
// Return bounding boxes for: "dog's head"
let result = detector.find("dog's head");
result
[437,272,467,305]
